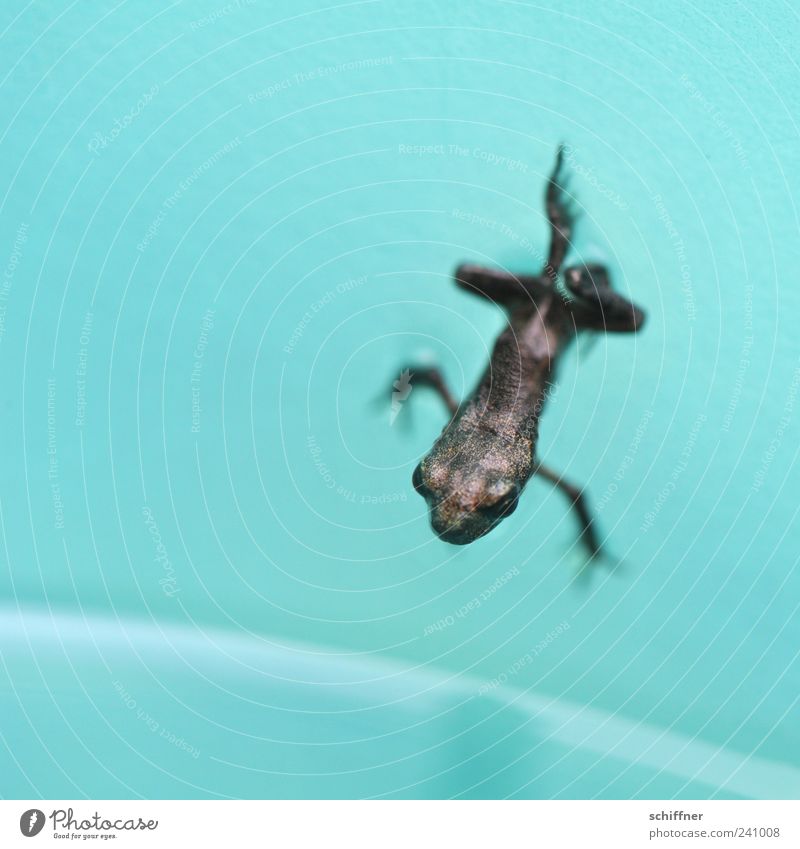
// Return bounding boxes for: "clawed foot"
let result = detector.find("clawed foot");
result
[545,145,579,278]
[376,366,460,428]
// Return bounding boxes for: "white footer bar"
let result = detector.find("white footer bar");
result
[2,800,797,848]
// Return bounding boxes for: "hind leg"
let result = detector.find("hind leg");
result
[384,366,459,424]
[454,264,549,306]
[565,263,646,332]
[450,146,574,303]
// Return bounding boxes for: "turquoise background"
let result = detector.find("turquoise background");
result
[1,0,798,798]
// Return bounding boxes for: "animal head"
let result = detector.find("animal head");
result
[412,435,529,544]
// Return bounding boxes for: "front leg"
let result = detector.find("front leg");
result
[387,366,460,421]
[534,462,601,558]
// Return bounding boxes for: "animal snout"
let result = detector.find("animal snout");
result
[413,462,520,545]
[430,511,484,545]
[428,485,520,545]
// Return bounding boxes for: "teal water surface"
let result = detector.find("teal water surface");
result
[0,0,799,799]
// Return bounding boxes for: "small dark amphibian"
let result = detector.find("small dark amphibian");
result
[401,146,645,551]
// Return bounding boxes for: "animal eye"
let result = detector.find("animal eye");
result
[483,487,519,517]
[496,493,519,516]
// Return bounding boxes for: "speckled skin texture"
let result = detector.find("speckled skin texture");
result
[415,292,571,544]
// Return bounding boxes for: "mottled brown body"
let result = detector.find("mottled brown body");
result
[406,147,646,548]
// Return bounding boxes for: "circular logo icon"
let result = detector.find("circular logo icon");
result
[19,809,45,837]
